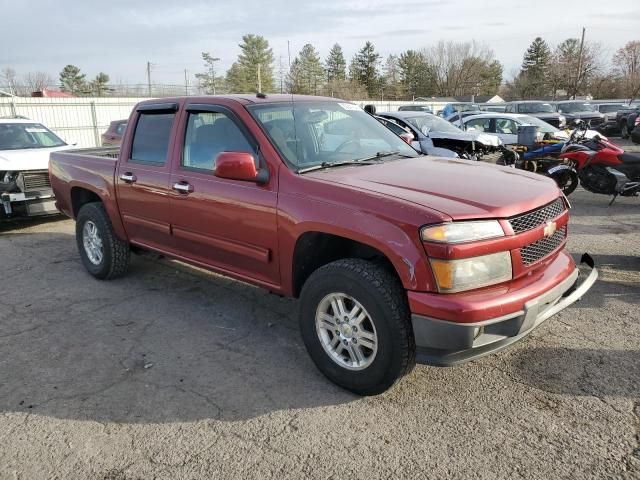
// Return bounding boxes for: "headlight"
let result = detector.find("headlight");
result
[430,251,513,293]
[559,115,566,127]
[2,171,18,183]
[421,220,504,244]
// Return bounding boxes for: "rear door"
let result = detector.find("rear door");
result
[115,102,179,251]
[167,102,280,288]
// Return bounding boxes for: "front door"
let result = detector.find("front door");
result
[116,104,180,251]
[168,104,280,288]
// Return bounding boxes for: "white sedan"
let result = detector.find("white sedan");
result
[0,118,73,219]
[458,113,603,145]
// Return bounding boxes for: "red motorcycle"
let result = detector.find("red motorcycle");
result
[557,122,640,202]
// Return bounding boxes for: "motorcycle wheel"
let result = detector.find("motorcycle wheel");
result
[549,169,579,196]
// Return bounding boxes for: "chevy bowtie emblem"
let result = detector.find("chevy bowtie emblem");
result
[543,221,557,237]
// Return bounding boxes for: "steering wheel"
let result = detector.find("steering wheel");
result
[335,138,360,153]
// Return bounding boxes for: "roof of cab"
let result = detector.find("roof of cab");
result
[136,94,347,107]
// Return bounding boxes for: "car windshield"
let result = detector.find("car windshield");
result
[248,101,418,170]
[517,103,555,114]
[558,103,596,113]
[455,104,480,112]
[0,123,66,150]
[405,114,462,134]
[518,116,559,133]
[598,104,624,113]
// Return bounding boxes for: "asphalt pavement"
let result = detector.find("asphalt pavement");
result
[0,168,638,479]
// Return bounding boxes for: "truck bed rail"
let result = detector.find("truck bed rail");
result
[64,147,120,159]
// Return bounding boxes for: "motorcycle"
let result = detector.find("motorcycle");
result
[558,121,640,203]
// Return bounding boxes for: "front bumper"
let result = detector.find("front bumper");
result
[411,254,597,366]
[1,191,57,218]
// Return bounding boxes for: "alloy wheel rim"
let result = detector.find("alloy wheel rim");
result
[315,293,378,371]
[82,221,104,265]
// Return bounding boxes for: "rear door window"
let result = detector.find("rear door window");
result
[130,113,175,165]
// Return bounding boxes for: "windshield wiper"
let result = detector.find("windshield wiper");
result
[297,151,408,174]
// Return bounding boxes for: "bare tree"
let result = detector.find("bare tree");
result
[421,41,501,97]
[23,71,54,94]
[612,41,640,101]
[1,67,19,95]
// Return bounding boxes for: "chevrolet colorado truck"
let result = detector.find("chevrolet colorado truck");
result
[49,95,597,395]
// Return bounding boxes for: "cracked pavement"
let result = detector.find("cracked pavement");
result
[0,184,639,479]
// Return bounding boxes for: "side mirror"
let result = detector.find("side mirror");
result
[215,152,269,184]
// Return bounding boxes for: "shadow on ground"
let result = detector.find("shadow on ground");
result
[509,347,640,399]
[0,231,356,424]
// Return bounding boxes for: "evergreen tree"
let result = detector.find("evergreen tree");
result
[59,65,86,94]
[382,55,403,100]
[398,50,427,98]
[90,72,110,96]
[325,44,346,81]
[350,41,381,97]
[517,37,551,97]
[195,52,221,94]
[226,34,274,93]
[287,44,325,95]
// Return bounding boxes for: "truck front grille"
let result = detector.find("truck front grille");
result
[546,119,560,128]
[588,117,603,127]
[520,226,566,266]
[20,171,51,193]
[508,198,566,234]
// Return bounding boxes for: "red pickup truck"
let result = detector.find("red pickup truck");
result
[49,95,597,395]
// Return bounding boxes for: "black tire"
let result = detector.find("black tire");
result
[548,168,579,196]
[76,202,130,280]
[299,258,415,396]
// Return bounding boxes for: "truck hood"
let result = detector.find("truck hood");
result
[528,113,561,120]
[0,145,72,171]
[564,111,604,119]
[306,156,559,220]
[428,130,502,147]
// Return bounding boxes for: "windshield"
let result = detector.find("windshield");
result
[597,104,624,113]
[0,123,66,150]
[455,103,480,112]
[558,103,596,113]
[405,114,463,134]
[517,103,555,114]
[248,101,418,170]
[518,116,559,133]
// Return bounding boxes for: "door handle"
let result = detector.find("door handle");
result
[172,181,194,194]
[120,172,137,183]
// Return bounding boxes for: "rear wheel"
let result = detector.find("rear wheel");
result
[299,258,415,395]
[76,202,130,279]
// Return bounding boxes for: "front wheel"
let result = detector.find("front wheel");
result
[299,258,415,395]
[76,202,130,279]
[548,168,579,196]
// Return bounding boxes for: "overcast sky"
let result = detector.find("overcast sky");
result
[2,0,639,87]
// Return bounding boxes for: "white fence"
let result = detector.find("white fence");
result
[0,97,452,148]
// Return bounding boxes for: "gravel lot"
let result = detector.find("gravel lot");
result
[1,152,639,479]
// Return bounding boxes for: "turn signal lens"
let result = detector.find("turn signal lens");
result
[430,251,512,293]
[421,221,504,244]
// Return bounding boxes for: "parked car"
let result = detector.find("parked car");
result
[101,119,128,146]
[615,105,640,138]
[459,113,602,145]
[591,103,628,134]
[554,101,604,130]
[378,111,503,159]
[504,101,566,128]
[445,110,486,125]
[440,102,481,117]
[0,118,72,219]
[398,105,433,113]
[49,94,596,395]
[480,104,507,113]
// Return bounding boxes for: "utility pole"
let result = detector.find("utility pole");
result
[257,64,262,93]
[574,27,586,99]
[287,41,291,68]
[146,61,152,96]
[184,69,189,96]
